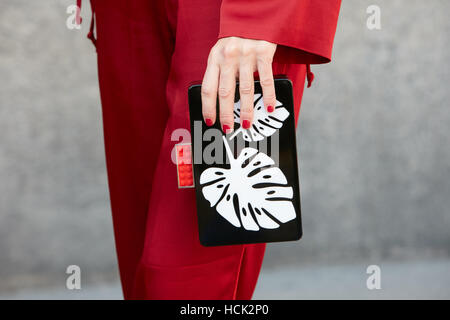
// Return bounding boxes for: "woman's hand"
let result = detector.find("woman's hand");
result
[201,36,277,133]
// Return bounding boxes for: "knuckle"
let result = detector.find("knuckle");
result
[263,91,276,101]
[241,46,254,57]
[218,87,231,98]
[223,45,240,58]
[239,82,253,95]
[201,86,214,98]
[260,77,274,88]
[202,111,215,118]
[219,114,234,123]
[239,108,253,118]
[264,95,276,104]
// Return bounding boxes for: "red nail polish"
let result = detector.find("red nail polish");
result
[242,120,251,129]
[205,118,213,126]
[267,105,274,113]
[222,124,231,134]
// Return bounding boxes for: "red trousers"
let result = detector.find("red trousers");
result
[89,0,340,299]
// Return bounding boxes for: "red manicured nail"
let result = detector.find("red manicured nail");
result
[242,120,251,129]
[267,105,274,113]
[222,124,232,134]
[205,118,213,126]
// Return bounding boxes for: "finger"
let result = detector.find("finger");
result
[238,56,255,129]
[256,55,276,113]
[201,55,219,126]
[218,64,237,134]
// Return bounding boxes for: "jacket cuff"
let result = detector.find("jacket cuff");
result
[218,0,341,65]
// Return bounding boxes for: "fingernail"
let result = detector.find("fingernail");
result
[267,105,274,113]
[242,120,251,129]
[205,118,213,126]
[222,124,232,134]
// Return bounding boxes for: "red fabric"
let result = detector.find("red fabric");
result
[219,0,342,64]
[89,0,340,300]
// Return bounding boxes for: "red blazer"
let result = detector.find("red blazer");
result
[218,0,342,65]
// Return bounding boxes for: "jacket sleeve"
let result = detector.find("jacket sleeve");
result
[217,0,342,64]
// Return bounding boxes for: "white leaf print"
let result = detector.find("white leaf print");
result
[230,93,289,142]
[199,136,296,231]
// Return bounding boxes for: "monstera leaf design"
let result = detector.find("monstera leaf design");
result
[230,93,290,142]
[199,136,296,231]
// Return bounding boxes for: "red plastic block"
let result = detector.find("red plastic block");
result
[175,143,194,188]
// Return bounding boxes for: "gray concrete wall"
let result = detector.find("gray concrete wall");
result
[267,0,450,267]
[0,0,449,292]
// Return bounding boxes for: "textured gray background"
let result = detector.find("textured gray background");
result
[0,0,449,298]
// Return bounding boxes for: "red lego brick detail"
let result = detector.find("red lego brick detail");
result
[175,144,194,188]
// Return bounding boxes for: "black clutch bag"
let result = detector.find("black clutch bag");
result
[187,77,302,246]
